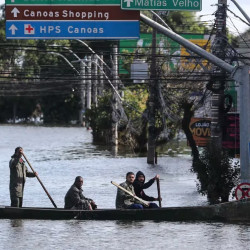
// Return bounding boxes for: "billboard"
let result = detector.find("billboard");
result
[119,33,208,74]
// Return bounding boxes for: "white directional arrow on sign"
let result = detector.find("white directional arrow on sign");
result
[11,7,20,18]
[9,24,18,35]
[124,0,134,7]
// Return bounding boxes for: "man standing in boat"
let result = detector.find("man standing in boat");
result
[64,176,97,210]
[9,147,36,207]
[133,171,161,208]
[116,172,145,209]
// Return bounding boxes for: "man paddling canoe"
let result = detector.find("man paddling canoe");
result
[9,147,37,207]
[133,171,161,208]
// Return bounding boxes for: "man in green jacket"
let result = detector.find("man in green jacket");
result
[9,147,36,207]
[115,172,144,209]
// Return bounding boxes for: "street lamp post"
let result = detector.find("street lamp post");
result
[92,54,98,107]
[111,44,119,146]
[99,53,104,96]
[86,55,92,110]
[79,61,86,126]
[48,52,80,75]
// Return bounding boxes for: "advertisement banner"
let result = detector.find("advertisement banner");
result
[189,117,211,147]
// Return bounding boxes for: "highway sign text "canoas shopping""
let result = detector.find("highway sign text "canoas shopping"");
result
[5,6,139,20]
[121,0,202,10]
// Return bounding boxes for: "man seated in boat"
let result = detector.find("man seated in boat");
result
[115,172,145,209]
[64,176,97,210]
[133,171,161,208]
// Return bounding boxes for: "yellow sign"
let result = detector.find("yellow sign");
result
[181,39,211,70]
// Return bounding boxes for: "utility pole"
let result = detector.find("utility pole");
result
[99,53,104,96]
[111,44,118,146]
[86,55,92,110]
[92,54,98,107]
[140,12,250,183]
[209,0,228,148]
[147,14,157,164]
[238,66,250,183]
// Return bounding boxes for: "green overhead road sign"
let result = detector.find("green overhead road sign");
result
[121,0,202,10]
[6,0,120,5]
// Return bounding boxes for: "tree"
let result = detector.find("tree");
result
[0,29,81,123]
[85,93,113,143]
[181,100,240,204]
[164,11,209,33]
[194,140,240,204]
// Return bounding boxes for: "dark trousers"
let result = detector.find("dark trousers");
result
[11,196,23,207]
[128,204,144,209]
[147,203,159,208]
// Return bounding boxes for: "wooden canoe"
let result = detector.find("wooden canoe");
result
[0,199,250,221]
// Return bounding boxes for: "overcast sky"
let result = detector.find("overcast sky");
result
[198,0,250,35]
[1,0,250,34]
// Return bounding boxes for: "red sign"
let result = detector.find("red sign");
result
[6,6,140,21]
[235,183,250,200]
[222,113,240,150]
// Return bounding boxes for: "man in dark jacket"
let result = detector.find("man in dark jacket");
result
[9,147,36,207]
[64,176,97,210]
[133,171,161,208]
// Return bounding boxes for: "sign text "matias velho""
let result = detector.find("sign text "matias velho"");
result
[121,0,202,11]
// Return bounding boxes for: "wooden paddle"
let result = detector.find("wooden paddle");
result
[111,181,149,207]
[22,153,57,208]
[156,179,162,208]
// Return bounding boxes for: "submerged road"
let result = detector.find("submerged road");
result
[0,125,249,250]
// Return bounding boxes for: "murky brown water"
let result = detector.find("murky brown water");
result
[0,125,249,250]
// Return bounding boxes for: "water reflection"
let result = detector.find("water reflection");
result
[10,219,23,227]
[115,220,145,228]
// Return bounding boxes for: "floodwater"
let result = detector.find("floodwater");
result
[0,125,249,250]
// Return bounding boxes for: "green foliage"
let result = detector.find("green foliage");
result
[123,85,148,120]
[164,11,209,33]
[41,93,80,124]
[0,97,37,122]
[0,21,22,75]
[0,33,80,123]
[192,139,240,204]
[85,93,112,142]
[0,93,79,124]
